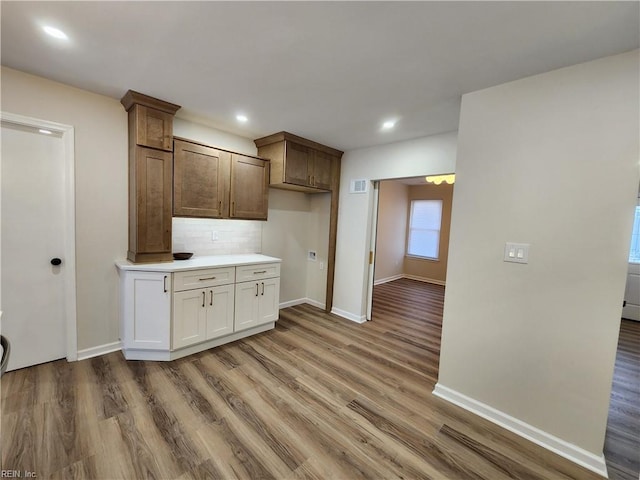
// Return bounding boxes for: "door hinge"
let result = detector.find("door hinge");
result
[369,251,374,265]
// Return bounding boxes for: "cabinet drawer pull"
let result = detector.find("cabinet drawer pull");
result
[253,270,267,275]
[202,291,205,307]
[199,276,217,281]
[255,283,259,297]
[210,290,213,306]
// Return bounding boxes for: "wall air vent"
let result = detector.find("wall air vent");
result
[350,179,368,194]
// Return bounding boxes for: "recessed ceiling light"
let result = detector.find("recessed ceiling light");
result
[236,114,248,123]
[39,129,53,135]
[381,120,396,130]
[43,26,68,40]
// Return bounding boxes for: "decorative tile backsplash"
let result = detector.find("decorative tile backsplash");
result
[172,217,262,256]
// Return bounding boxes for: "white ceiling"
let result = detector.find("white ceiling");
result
[2,1,638,151]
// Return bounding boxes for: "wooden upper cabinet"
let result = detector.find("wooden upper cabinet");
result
[134,106,173,151]
[121,90,180,263]
[284,142,312,187]
[230,154,269,220]
[173,139,230,218]
[121,90,180,152]
[254,132,342,193]
[131,147,173,260]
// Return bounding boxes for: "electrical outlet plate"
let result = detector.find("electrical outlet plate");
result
[504,242,530,264]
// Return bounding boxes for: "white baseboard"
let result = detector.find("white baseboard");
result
[331,307,367,324]
[403,274,446,286]
[374,274,404,285]
[304,298,326,310]
[432,383,608,478]
[77,341,122,361]
[280,298,307,309]
[280,298,326,310]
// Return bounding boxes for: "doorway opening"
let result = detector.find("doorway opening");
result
[366,176,454,321]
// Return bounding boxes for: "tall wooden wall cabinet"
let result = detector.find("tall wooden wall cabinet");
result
[121,90,181,263]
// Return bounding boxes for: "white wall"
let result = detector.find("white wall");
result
[333,132,457,320]
[437,50,639,467]
[1,67,128,351]
[374,181,408,283]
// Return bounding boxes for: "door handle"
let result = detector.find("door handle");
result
[255,283,259,296]
[210,290,213,306]
[163,275,167,293]
[202,291,205,307]
[261,282,264,296]
[50,258,62,266]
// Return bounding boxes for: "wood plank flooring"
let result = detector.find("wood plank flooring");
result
[1,278,635,479]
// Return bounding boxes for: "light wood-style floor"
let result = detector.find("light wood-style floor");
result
[1,278,636,479]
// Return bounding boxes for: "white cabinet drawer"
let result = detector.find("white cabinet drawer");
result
[235,263,280,282]
[173,267,235,292]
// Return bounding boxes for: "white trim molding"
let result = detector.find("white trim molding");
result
[77,341,122,361]
[331,307,367,324]
[374,274,404,286]
[374,274,446,287]
[1,111,78,362]
[432,383,609,478]
[403,274,446,286]
[279,298,326,310]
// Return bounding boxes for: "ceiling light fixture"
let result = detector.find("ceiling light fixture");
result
[381,120,396,130]
[425,174,455,185]
[42,26,68,40]
[39,129,53,135]
[236,114,248,123]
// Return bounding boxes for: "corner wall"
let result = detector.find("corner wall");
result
[436,50,639,473]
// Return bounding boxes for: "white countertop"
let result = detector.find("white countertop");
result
[115,254,281,272]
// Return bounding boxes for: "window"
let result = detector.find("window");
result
[407,199,443,259]
[629,205,640,263]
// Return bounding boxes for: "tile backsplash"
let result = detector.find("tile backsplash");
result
[172,217,262,256]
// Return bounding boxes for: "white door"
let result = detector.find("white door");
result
[257,277,280,325]
[235,281,259,332]
[366,181,379,320]
[205,284,235,339]
[1,122,69,370]
[173,288,207,349]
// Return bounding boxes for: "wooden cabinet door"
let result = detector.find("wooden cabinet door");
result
[134,105,173,151]
[205,284,235,339]
[284,142,312,186]
[123,272,171,350]
[230,154,269,220]
[133,146,173,257]
[173,289,207,349]
[234,281,260,332]
[174,140,230,218]
[257,277,280,326]
[311,150,333,190]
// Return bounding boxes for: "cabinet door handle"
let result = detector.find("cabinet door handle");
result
[199,276,217,281]
[255,283,259,297]
[253,270,267,275]
[261,282,264,296]
[210,290,213,306]
[163,275,167,293]
[202,291,205,307]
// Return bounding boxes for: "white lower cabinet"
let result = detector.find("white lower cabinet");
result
[173,284,234,349]
[117,258,280,361]
[121,271,171,351]
[235,276,281,332]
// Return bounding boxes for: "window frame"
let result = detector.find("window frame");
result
[406,198,443,261]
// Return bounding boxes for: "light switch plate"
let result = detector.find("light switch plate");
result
[504,242,530,264]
